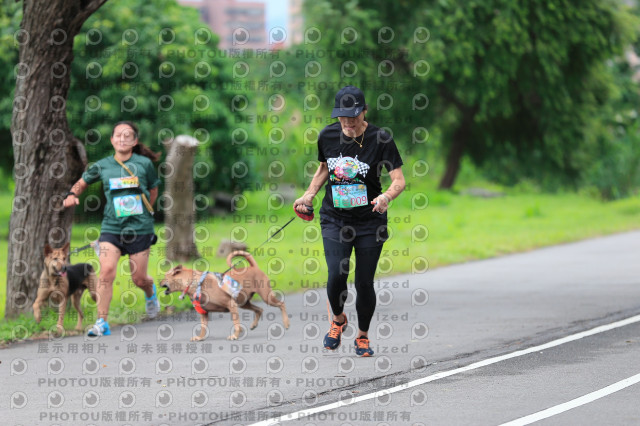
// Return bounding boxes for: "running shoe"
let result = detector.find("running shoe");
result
[354,336,374,357]
[87,318,111,336]
[323,315,347,350]
[145,283,160,319]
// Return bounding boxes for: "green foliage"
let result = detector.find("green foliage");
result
[523,203,543,218]
[302,0,639,190]
[583,5,640,200]
[301,0,426,146]
[586,120,640,200]
[0,1,21,174]
[0,0,259,211]
[68,0,257,200]
[3,0,639,198]
[419,0,637,189]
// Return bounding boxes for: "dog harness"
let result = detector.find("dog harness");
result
[191,271,209,315]
[189,271,244,314]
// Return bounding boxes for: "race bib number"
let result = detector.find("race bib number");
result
[332,184,368,208]
[109,176,139,190]
[113,195,144,217]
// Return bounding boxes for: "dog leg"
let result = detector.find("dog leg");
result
[86,272,99,302]
[72,290,84,331]
[33,287,51,324]
[265,290,290,330]
[56,295,68,332]
[191,313,209,342]
[241,300,263,330]
[227,300,241,340]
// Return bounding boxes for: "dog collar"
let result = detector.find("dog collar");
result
[179,270,207,300]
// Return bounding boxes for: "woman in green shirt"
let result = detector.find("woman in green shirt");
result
[63,121,161,336]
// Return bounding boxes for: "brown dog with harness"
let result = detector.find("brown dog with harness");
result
[33,242,98,331]
[160,250,290,341]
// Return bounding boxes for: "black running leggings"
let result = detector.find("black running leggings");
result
[323,238,383,332]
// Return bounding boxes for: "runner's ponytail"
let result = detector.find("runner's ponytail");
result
[133,143,161,162]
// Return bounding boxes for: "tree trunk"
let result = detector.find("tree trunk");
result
[5,0,108,318]
[164,135,201,261]
[438,108,476,190]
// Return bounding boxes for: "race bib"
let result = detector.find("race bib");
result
[332,184,368,208]
[113,194,144,217]
[109,176,139,190]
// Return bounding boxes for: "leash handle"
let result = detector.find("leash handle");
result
[295,205,314,221]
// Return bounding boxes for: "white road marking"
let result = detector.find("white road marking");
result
[250,314,640,425]
[499,372,640,426]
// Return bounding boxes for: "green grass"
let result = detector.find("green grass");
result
[1,180,640,343]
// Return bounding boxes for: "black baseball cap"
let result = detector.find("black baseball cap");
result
[331,85,366,118]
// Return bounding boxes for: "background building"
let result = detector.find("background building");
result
[179,0,267,50]
[288,0,304,46]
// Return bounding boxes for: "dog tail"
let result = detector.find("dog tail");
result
[226,250,257,268]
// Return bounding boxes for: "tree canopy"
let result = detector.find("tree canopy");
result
[0,0,257,199]
[303,0,639,189]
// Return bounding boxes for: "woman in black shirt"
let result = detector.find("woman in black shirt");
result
[294,86,406,357]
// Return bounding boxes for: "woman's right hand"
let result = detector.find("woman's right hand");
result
[63,194,79,208]
[293,194,313,214]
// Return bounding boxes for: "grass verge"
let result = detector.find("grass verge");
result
[1,182,639,343]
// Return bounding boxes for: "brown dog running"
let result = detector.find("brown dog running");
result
[33,242,98,331]
[160,250,290,341]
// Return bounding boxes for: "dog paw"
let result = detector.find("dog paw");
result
[52,324,65,337]
[190,336,203,342]
[227,335,239,341]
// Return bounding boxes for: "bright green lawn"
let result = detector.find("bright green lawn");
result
[1,181,640,342]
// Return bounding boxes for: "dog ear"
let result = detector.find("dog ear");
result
[169,265,183,276]
[44,244,53,256]
[62,241,70,254]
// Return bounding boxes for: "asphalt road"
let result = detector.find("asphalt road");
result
[2,231,639,425]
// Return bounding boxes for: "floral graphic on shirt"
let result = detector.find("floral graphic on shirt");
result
[327,154,370,183]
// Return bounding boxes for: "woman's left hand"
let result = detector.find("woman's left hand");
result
[371,194,390,214]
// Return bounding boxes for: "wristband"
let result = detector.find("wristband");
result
[64,191,77,198]
[380,193,391,204]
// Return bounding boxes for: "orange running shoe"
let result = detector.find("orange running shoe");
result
[354,336,374,357]
[323,314,347,350]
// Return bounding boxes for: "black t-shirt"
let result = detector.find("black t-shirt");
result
[317,121,404,237]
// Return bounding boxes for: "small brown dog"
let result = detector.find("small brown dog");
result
[160,250,290,341]
[33,242,98,331]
